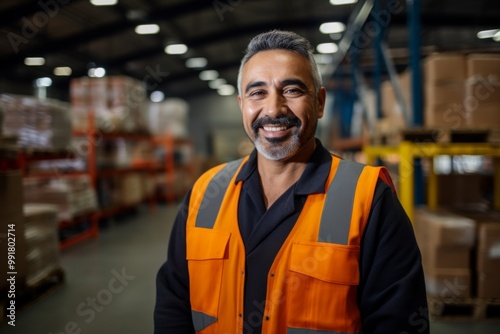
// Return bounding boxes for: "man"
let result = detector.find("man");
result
[154,30,429,334]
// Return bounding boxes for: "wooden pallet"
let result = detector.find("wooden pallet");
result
[428,296,500,321]
[0,268,65,323]
[402,128,492,144]
[18,147,73,157]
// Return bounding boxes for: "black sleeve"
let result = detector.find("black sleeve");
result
[154,190,195,334]
[359,180,430,334]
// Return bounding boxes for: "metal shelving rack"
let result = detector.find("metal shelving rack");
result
[365,142,500,221]
[326,0,442,219]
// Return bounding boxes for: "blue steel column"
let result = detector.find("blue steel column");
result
[374,0,383,120]
[407,0,424,205]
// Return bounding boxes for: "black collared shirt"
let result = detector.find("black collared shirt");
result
[154,140,429,334]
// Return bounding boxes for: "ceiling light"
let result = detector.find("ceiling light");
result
[494,32,500,42]
[330,0,357,5]
[218,84,235,96]
[317,43,339,54]
[35,77,52,87]
[320,22,346,34]
[150,91,165,103]
[24,57,45,66]
[53,67,72,76]
[208,78,227,89]
[199,70,219,81]
[477,29,499,39]
[135,24,160,35]
[164,44,188,55]
[90,0,118,6]
[185,57,208,68]
[88,67,106,78]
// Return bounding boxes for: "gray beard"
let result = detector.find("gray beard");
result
[254,132,301,161]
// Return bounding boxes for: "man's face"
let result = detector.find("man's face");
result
[238,49,325,161]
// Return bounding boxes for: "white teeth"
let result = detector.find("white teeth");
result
[263,126,287,132]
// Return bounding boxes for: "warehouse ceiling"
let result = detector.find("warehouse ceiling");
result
[1,0,500,100]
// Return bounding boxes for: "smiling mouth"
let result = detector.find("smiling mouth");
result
[263,125,289,132]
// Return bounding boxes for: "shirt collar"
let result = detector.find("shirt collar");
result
[235,139,332,195]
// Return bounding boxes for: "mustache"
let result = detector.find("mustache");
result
[251,115,301,132]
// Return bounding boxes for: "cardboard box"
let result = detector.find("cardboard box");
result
[422,246,471,271]
[0,171,27,291]
[478,222,500,252]
[467,54,500,82]
[477,272,500,298]
[466,80,500,105]
[477,250,500,275]
[437,174,490,209]
[425,268,471,299]
[467,103,500,129]
[23,204,60,287]
[424,54,466,83]
[414,208,476,247]
[424,82,467,129]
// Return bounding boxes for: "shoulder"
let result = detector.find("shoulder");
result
[192,157,247,194]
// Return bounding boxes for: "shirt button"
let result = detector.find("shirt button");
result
[241,271,245,275]
[270,273,275,277]
[238,313,242,318]
[265,316,270,321]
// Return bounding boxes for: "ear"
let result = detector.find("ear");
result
[317,87,326,119]
[238,95,243,111]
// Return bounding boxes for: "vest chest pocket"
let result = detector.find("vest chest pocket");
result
[285,241,361,332]
[186,228,230,332]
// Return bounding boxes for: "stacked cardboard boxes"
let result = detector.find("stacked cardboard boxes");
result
[372,70,412,144]
[23,204,61,287]
[0,171,27,291]
[456,210,500,299]
[477,221,500,298]
[70,76,148,134]
[0,94,72,150]
[147,98,190,138]
[23,175,98,222]
[423,53,500,129]
[423,54,467,129]
[465,54,500,128]
[414,208,476,299]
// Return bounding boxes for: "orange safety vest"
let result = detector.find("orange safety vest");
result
[185,155,394,334]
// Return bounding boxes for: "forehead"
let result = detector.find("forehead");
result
[241,49,312,83]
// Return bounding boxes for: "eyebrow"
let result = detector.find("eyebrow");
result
[244,81,266,94]
[281,79,308,91]
[244,78,308,94]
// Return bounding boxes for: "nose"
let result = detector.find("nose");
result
[264,91,287,118]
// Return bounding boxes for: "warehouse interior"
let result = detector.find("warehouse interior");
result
[1,0,500,332]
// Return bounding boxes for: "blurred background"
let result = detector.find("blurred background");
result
[1,0,500,333]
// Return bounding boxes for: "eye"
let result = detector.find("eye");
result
[249,90,266,97]
[283,87,303,96]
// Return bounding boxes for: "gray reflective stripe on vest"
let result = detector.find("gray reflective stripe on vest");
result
[195,158,243,228]
[192,310,217,331]
[288,327,360,334]
[318,160,365,245]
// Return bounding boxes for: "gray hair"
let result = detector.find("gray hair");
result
[237,30,323,95]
